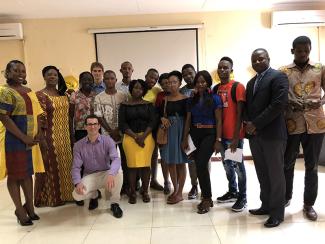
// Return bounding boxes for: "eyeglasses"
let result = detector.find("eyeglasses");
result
[86,123,99,126]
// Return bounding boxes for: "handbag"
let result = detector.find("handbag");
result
[156,97,168,145]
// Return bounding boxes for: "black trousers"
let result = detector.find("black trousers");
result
[190,127,215,199]
[284,132,324,206]
[249,136,286,220]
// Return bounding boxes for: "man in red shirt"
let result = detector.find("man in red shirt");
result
[214,57,247,212]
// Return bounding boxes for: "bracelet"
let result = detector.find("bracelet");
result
[216,138,222,142]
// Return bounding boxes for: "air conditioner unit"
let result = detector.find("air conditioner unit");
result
[0,23,23,40]
[272,10,325,28]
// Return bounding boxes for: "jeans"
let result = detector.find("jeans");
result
[221,139,247,199]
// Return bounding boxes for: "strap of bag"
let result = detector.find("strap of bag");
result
[163,97,168,117]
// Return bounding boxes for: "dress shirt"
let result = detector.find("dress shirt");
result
[71,134,121,185]
[281,61,325,134]
[92,81,106,95]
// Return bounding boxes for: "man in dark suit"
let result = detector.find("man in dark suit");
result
[245,48,289,228]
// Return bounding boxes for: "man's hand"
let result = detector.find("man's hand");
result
[245,121,256,135]
[305,100,322,110]
[106,175,115,191]
[229,138,239,153]
[76,183,86,195]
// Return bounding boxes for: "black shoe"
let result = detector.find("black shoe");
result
[75,200,84,206]
[15,211,33,226]
[303,205,318,221]
[231,197,247,212]
[188,185,198,200]
[23,203,40,220]
[264,217,283,228]
[150,180,164,191]
[216,192,237,203]
[285,199,291,207]
[249,208,269,215]
[110,203,123,218]
[88,198,98,210]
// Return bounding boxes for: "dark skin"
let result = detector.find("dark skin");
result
[123,82,152,147]
[69,73,94,147]
[182,67,196,89]
[0,63,40,147]
[99,72,121,142]
[120,62,133,85]
[290,43,324,110]
[181,75,223,154]
[245,49,270,135]
[217,60,244,152]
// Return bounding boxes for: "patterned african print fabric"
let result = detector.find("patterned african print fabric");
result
[34,92,74,207]
[0,85,44,180]
[280,62,325,134]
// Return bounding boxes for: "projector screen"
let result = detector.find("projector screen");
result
[95,28,199,81]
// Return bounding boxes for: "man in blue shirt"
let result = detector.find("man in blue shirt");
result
[91,62,106,94]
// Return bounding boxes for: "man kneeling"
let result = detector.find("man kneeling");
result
[71,114,123,218]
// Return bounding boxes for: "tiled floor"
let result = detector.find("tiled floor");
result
[0,159,325,244]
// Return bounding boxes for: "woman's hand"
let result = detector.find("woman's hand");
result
[135,134,145,148]
[181,139,189,152]
[214,141,222,154]
[160,117,171,129]
[22,135,38,147]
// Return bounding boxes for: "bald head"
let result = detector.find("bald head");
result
[251,48,270,74]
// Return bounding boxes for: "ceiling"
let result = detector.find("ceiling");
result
[0,0,324,19]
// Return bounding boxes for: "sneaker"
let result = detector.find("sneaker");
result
[217,192,238,203]
[188,185,198,200]
[231,197,247,212]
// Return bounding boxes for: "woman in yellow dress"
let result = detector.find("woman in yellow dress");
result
[0,60,44,226]
[34,65,74,207]
[119,79,157,204]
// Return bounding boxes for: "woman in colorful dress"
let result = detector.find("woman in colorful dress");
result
[0,60,44,225]
[34,65,74,207]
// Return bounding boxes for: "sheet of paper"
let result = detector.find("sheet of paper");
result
[185,135,196,155]
[224,148,243,163]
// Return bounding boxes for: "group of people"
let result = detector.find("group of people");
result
[0,35,324,229]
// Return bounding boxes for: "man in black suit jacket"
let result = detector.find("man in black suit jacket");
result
[245,48,289,228]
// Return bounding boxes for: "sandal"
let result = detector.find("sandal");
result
[197,198,213,210]
[163,183,171,195]
[197,198,213,214]
[167,195,183,205]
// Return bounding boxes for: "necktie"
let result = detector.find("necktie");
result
[253,75,262,95]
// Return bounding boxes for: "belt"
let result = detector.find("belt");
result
[193,124,215,129]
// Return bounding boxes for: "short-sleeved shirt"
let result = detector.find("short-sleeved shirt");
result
[94,91,127,135]
[115,81,130,97]
[70,90,95,130]
[217,80,246,139]
[187,94,223,125]
[280,62,325,134]
[143,86,162,104]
